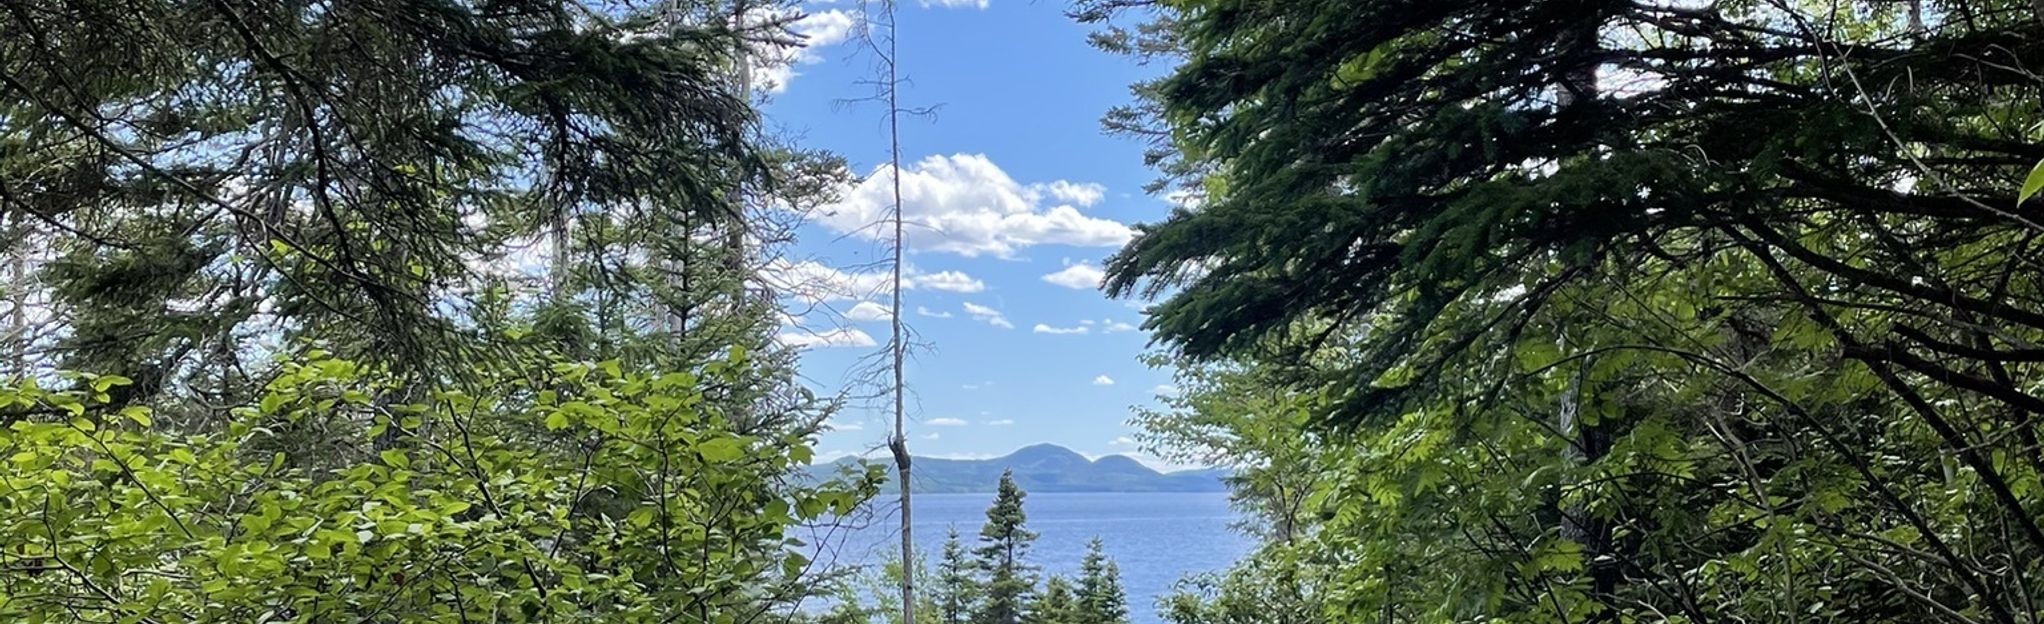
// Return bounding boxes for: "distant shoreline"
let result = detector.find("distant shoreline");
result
[805,443,1231,494]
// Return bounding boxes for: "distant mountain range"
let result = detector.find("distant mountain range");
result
[807,444,1230,494]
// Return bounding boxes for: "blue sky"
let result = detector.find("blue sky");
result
[753,0,1186,468]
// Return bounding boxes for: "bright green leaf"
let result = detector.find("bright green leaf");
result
[2023,159,2044,205]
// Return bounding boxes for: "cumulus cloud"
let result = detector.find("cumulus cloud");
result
[1103,320,1138,333]
[1164,187,1206,210]
[916,270,986,293]
[775,327,878,349]
[916,306,954,319]
[1153,385,1180,398]
[844,301,892,322]
[1109,435,1135,446]
[964,302,1014,329]
[1041,262,1106,290]
[748,9,860,93]
[1093,375,1116,386]
[1034,323,1089,335]
[813,154,1131,257]
[1026,180,1106,206]
[758,259,887,304]
[759,258,984,305]
[985,419,1015,426]
[927,417,968,426]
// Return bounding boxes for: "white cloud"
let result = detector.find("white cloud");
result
[1026,180,1106,206]
[759,258,985,305]
[1034,323,1090,335]
[1108,435,1135,446]
[928,417,968,426]
[1042,262,1106,290]
[747,9,861,93]
[1152,385,1180,397]
[964,302,1013,329]
[1103,320,1137,333]
[922,432,941,440]
[814,154,1131,257]
[844,301,892,322]
[918,0,989,8]
[916,270,986,293]
[774,327,878,349]
[916,306,954,319]
[795,9,860,44]
[759,259,889,304]
[985,419,1015,426]
[828,419,865,431]
[1093,375,1116,386]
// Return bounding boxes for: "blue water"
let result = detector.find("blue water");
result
[805,492,1254,624]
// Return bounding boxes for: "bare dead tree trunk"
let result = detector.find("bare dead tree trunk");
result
[881,0,916,619]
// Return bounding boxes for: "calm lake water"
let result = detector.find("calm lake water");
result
[805,491,1254,624]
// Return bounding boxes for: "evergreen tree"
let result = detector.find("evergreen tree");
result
[0,2,872,620]
[1075,539,1129,624]
[1025,576,1079,624]
[972,470,1038,624]
[0,0,830,413]
[932,526,980,624]
[1088,0,2044,620]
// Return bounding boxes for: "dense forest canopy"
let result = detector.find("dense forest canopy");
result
[1083,0,2044,621]
[0,0,848,397]
[0,1,880,621]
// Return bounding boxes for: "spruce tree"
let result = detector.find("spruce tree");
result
[0,0,807,409]
[1025,576,1079,624]
[1075,539,1129,624]
[932,526,980,624]
[1089,0,2044,620]
[972,470,1038,624]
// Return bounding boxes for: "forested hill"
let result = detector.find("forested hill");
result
[808,444,1228,493]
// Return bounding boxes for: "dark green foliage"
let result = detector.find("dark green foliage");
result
[0,2,875,621]
[1075,539,1129,624]
[973,470,1038,624]
[1091,0,2044,621]
[0,0,804,405]
[1026,576,1079,624]
[935,527,981,624]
